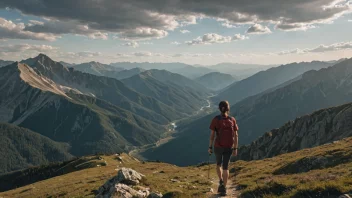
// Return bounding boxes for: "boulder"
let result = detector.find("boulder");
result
[97,183,148,198]
[117,168,145,185]
[147,192,163,198]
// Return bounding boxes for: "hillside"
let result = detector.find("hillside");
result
[208,63,274,80]
[141,57,352,165]
[20,54,184,123]
[59,61,75,67]
[215,61,333,105]
[72,61,124,77]
[170,65,216,79]
[0,61,178,162]
[0,123,73,174]
[195,72,237,91]
[121,70,209,114]
[0,59,14,67]
[113,67,145,80]
[1,138,352,197]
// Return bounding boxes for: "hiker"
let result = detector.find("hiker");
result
[208,100,239,196]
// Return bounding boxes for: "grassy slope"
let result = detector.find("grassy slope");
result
[233,137,352,198]
[1,137,351,197]
[0,123,73,174]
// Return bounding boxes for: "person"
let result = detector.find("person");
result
[208,100,239,196]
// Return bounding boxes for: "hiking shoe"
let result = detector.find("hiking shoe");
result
[217,180,224,192]
[219,185,227,196]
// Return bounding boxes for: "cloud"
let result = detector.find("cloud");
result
[186,33,248,45]
[24,19,108,40]
[277,41,352,55]
[119,27,168,40]
[171,41,181,45]
[0,44,58,53]
[133,52,153,57]
[0,17,57,41]
[217,18,238,28]
[122,41,139,48]
[1,0,349,41]
[247,24,272,34]
[348,19,352,22]
[275,23,316,31]
[180,29,190,34]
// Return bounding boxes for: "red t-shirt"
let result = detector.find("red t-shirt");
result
[209,115,239,148]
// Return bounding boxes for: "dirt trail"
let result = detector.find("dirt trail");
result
[207,176,240,198]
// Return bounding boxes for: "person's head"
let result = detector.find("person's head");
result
[218,100,230,115]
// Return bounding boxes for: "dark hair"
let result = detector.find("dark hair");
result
[219,101,230,114]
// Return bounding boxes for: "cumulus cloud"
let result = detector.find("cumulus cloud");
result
[122,41,139,48]
[133,52,153,57]
[119,27,168,40]
[171,41,181,45]
[277,41,352,55]
[180,30,190,34]
[0,17,57,41]
[186,33,247,45]
[217,19,238,28]
[1,0,349,41]
[0,44,58,53]
[247,24,272,34]
[24,19,108,40]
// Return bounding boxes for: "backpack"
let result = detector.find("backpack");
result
[214,115,235,148]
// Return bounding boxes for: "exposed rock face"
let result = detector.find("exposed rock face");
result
[238,103,352,161]
[97,168,155,198]
[117,168,145,185]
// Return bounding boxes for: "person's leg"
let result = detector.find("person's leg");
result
[222,148,232,187]
[214,147,223,181]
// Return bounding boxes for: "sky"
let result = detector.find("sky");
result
[0,0,352,66]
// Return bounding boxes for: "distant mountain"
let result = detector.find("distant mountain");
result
[0,54,196,158]
[121,70,209,114]
[207,63,275,80]
[238,102,352,161]
[110,62,191,70]
[169,65,216,79]
[59,61,75,68]
[215,61,333,105]
[195,72,237,90]
[113,68,145,80]
[141,58,352,166]
[0,123,73,174]
[73,61,124,77]
[0,60,14,67]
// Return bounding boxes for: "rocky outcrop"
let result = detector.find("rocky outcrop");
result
[97,168,162,198]
[238,102,352,161]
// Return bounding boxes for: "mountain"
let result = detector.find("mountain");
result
[110,62,191,70]
[141,58,352,166]
[169,65,216,79]
[113,68,145,80]
[207,63,275,80]
[195,72,237,91]
[214,61,333,105]
[59,61,75,67]
[73,61,124,77]
[238,102,352,161]
[0,54,196,159]
[0,60,14,67]
[121,70,209,114]
[20,54,184,123]
[0,123,73,174]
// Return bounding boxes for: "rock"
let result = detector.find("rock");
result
[170,179,179,183]
[97,183,147,198]
[117,168,145,185]
[116,156,123,162]
[209,188,214,193]
[339,195,352,198]
[159,171,165,173]
[147,192,163,198]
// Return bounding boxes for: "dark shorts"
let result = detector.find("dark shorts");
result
[214,147,232,170]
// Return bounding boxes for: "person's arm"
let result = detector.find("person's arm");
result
[232,130,238,156]
[208,130,215,154]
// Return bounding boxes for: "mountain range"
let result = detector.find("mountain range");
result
[214,61,333,105]
[195,72,237,91]
[141,58,352,166]
[0,60,14,67]
[72,61,124,77]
